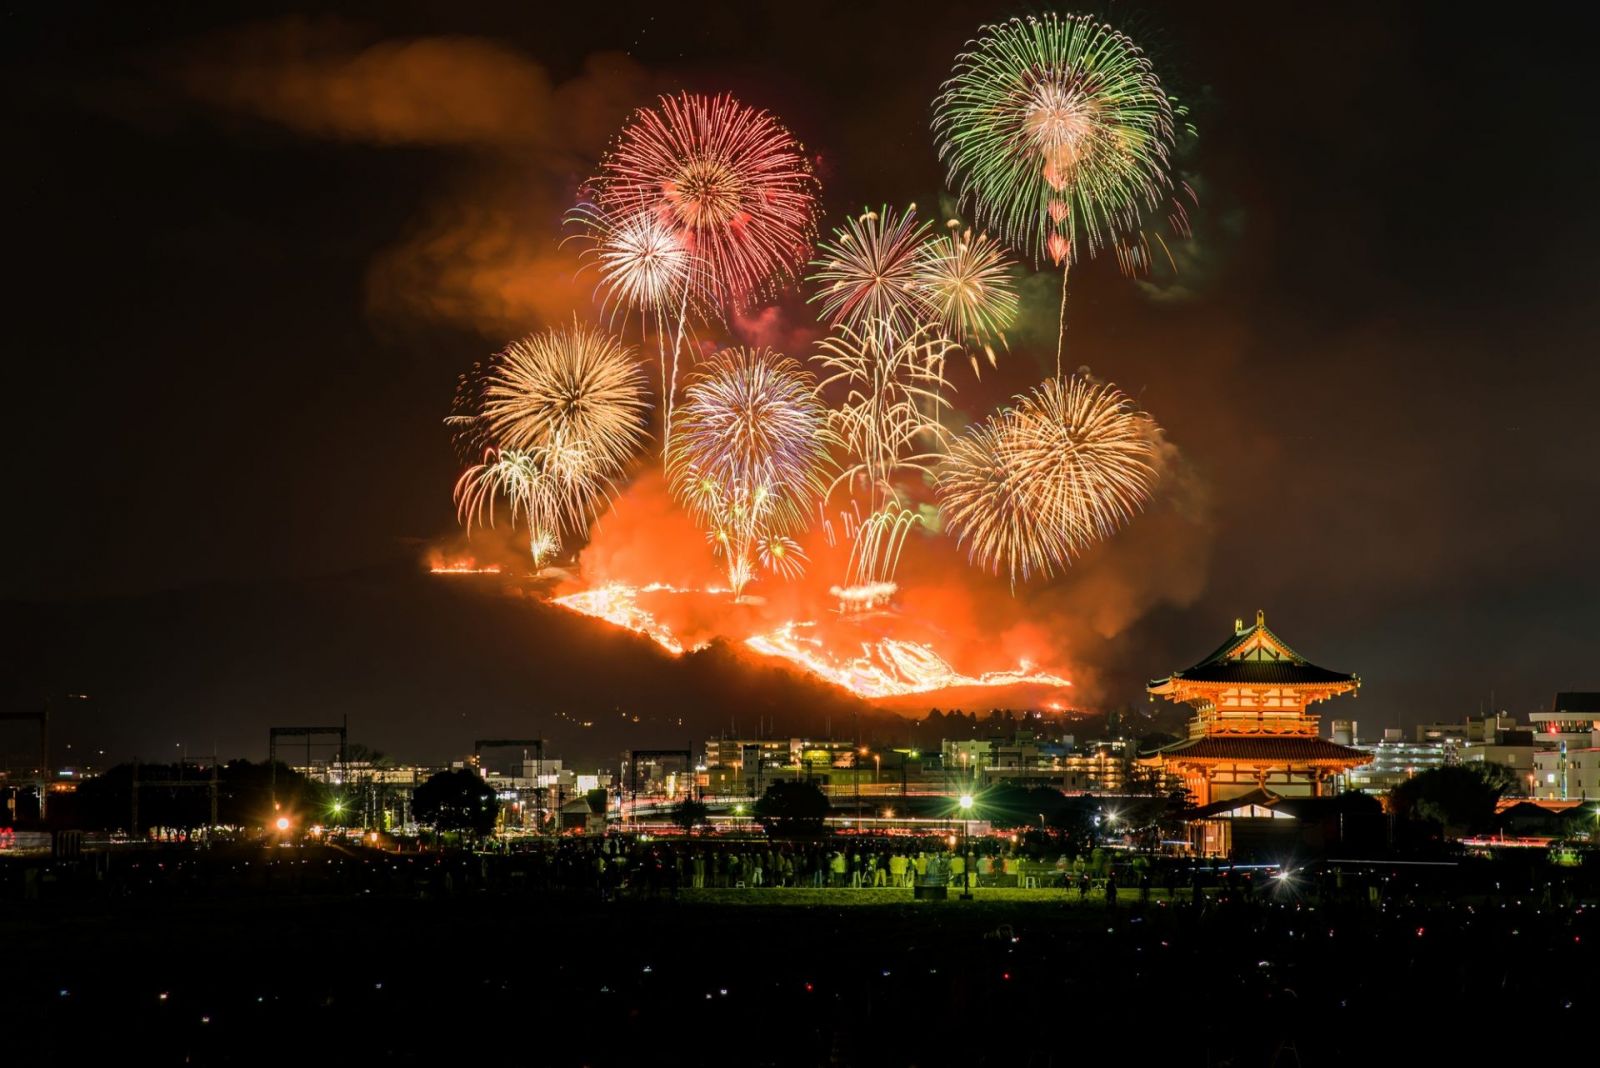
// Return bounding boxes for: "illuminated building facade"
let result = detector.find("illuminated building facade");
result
[1343,728,1453,794]
[1142,612,1371,806]
[1530,692,1600,751]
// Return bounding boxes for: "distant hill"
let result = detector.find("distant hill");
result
[0,563,904,769]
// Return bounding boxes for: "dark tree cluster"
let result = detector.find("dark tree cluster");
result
[411,768,499,838]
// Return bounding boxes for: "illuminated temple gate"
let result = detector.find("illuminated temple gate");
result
[1142,611,1371,810]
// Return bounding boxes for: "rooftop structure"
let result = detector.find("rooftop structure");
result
[1143,612,1371,806]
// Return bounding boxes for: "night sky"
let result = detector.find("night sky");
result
[4,2,1596,764]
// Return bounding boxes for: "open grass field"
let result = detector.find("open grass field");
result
[6,865,1595,1066]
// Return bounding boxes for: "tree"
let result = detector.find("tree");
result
[753,780,829,837]
[1389,763,1510,837]
[671,797,709,832]
[412,768,499,840]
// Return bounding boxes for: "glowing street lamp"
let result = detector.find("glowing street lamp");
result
[958,794,975,900]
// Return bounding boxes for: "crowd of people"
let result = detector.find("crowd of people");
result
[6,830,1596,915]
[503,834,1165,898]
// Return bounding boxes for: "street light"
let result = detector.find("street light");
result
[856,747,869,824]
[958,794,975,900]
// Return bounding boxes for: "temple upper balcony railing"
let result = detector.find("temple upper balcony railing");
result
[1191,710,1323,738]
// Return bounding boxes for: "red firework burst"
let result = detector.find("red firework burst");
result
[595,93,818,310]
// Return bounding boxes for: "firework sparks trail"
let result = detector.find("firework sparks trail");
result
[933,13,1176,373]
[937,374,1160,584]
[813,322,954,604]
[666,348,833,597]
[454,440,612,569]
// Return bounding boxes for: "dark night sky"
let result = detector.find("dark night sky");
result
[2,2,1596,764]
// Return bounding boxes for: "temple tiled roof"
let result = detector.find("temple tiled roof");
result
[1162,662,1356,685]
[1149,611,1358,692]
[1150,735,1372,765]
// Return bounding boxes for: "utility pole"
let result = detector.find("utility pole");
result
[854,709,862,824]
[0,708,50,819]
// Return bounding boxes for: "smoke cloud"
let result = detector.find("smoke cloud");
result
[174,19,657,337]
[175,19,647,154]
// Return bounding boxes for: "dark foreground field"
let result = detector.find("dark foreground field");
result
[5,857,1596,1067]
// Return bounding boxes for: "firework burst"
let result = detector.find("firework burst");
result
[568,201,699,320]
[596,92,818,311]
[567,201,706,450]
[934,13,1174,266]
[808,205,933,341]
[934,13,1176,372]
[938,374,1160,584]
[480,323,650,472]
[666,347,832,596]
[915,222,1019,368]
[936,411,1050,584]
